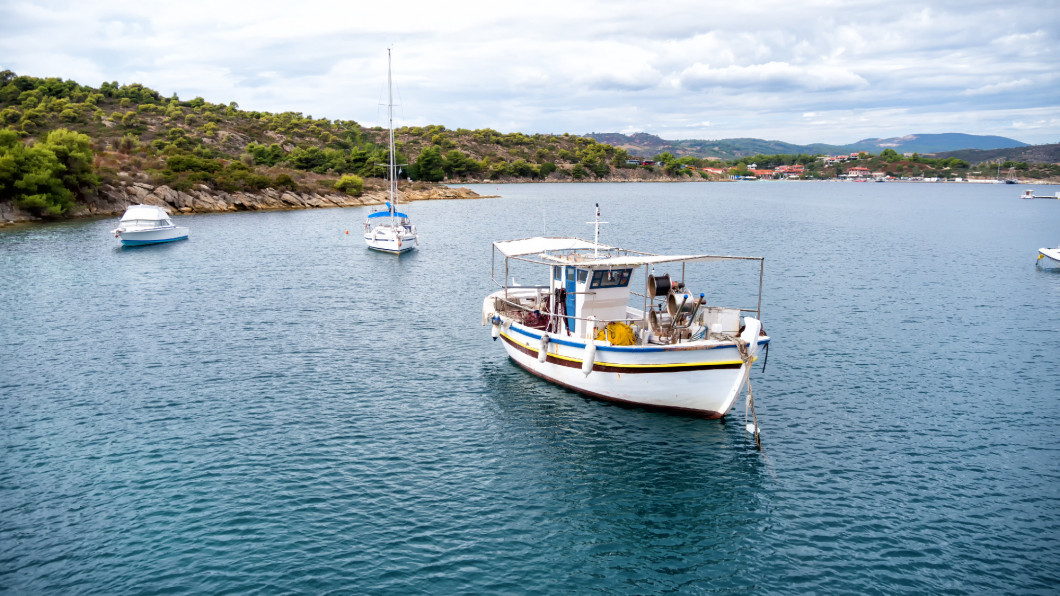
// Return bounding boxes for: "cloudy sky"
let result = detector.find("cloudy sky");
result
[3,0,1058,145]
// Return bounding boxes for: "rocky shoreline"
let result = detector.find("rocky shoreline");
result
[0,181,493,226]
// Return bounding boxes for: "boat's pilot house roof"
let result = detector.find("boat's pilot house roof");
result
[493,236,725,268]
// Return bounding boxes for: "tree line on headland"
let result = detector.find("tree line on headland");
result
[2,70,1057,220]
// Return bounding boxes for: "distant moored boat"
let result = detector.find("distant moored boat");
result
[112,204,188,246]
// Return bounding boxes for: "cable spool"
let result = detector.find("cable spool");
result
[667,291,695,318]
[649,309,671,333]
[648,274,671,299]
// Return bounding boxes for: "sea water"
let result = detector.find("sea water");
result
[2,182,1058,594]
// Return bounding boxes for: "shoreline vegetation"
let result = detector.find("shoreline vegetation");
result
[2,70,1058,227]
[0,180,493,226]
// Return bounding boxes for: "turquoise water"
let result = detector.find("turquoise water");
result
[2,182,1059,594]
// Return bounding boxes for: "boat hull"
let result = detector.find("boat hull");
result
[1039,248,1060,268]
[117,227,189,246]
[496,322,766,418]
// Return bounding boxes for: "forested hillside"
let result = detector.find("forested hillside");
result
[0,71,665,217]
[2,71,1056,220]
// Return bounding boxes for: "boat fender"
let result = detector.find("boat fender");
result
[538,334,550,362]
[491,315,501,340]
[740,317,762,358]
[582,341,596,376]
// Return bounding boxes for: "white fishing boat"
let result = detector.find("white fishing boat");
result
[364,49,418,254]
[112,204,188,246]
[1038,246,1060,268]
[483,206,770,424]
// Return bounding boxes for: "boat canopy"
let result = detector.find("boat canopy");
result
[542,253,735,267]
[493,236,610,258]
[368,210,409,219]
[120,205,171,221]
[494,236,754,267]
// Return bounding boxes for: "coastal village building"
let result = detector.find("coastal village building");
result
[775,164,806,177]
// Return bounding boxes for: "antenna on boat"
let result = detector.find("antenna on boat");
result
[586,203,608,257]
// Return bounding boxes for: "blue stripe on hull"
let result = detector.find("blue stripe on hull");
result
[509,322,769,352]
[121,236,188,246]
[367,245,416,254]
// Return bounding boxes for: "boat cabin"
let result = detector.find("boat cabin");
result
[119,205,174,229]
[365,209,412,229]
[549,263,633,337]
[488,236,764,346]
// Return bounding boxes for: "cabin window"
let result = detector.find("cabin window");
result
[590,269,632,289]
[553,266,561,281]
[577,269,588,283]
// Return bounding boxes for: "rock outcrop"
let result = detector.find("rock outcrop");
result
[1,183,491,225]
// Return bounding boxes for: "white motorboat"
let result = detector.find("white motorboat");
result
[1021,189,1060,200]
[483,206,770,421]
[1038,246,1060,268]
[364,49,418,255]
[112,204,188,246]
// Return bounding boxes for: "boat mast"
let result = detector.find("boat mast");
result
[387,48,397,225]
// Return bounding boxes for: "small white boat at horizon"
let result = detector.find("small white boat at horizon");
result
[1021,189,1060,200]
[1038,246,1060,268]
[112,204,188,246]
[483,206,770,420]
[364,49,418,255]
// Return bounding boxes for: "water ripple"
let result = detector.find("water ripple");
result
[2,184,1059,593]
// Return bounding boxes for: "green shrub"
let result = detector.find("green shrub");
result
[334,174,363,195]
[274,173,296,190]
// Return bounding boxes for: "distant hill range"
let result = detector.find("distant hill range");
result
[933,143,1060,165]
[585,132,1036,160]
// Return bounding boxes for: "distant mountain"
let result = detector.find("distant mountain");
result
[934,143,1060,165]
[844,133,1028,154]
[585,132,1029,160]
[584,133,834,160]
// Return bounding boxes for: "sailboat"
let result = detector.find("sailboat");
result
[364,49,418,254]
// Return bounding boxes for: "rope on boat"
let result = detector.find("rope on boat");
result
[728,333,762,450]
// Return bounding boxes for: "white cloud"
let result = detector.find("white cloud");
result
[1,0,1058,144]
[679,62,868,92]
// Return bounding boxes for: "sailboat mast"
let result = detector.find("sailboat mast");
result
[387,48,397,224]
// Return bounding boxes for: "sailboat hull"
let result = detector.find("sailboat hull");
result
[364,225,417,253]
